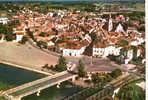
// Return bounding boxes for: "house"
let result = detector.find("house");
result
[93,42,105,57]
[117,45,145,64]
[126,49,134,60]
[108,16,113,32]
[35,36,53,42]
[113,46,123,56]
[137,48,142,58]
[128,38,139,46]
[13,31,24,42]
[115,23,125,33]
[127,27,137,34]
[136,37,145,45]
[83,34,91,43]
[93,40,112,58]
[47,41,55,46]
[119,46,134,64]
[93,42,122,58]
[63,46,86,56]
[13,26,26,42]
[0,17,9,24]
[59,39,89,57]
[103,19,127,35]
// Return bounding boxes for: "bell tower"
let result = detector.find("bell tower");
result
[108,14,113,32]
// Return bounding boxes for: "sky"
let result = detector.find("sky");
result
[0,0,145,1]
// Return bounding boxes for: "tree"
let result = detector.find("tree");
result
[50,65,54,69]
[117,39,129,47]
[91,73,101,84]
[0,24,14,41]
[104,74,113,82]
[8,20,20,26]
[37,41,47,49]
[0,24,7,41]
[39,32,48,37]
[109,68,122,79]
[6,27,14,41]
[52,28,58,35]
[53,56,67,72]
[5,31,13,41]
[137,25,145,32]
[77,60,87,77]
[26,29,34,40]
[42,64,49,69]
[19,36,28,44]
[0,24,7,34]
[58,56,67,66]
[116,84,145,100]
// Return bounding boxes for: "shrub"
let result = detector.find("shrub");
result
[84,80,91,84]
[50,56,67,72]
[109,68,122,79]
[19,36,28,44]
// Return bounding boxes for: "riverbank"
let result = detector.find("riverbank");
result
[0,59,52,76]
[0,63,45,98]
[0,42,59,75]
[0,82,14,91]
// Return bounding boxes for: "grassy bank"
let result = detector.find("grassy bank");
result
[0,96,7,100]
[0,82,15,91]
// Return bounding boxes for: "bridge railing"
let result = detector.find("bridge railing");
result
[4,71,68,95]
[12,73,76,98]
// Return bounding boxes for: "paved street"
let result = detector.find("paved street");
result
[66,56,120,72]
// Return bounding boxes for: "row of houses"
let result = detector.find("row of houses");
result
[1,8,145,65]
[58,34,91,56]
[93,39,145,64]
[93,44,122,58]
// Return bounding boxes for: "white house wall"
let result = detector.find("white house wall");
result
[15,35,24,42]
[127,49,133,60]
[93,46,122,57]
[0,18,9,24]
[115,24,124,33]
[63,47,86,56]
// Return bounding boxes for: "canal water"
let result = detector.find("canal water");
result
[0,63,81,100]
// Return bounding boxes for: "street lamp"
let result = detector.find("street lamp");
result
[91,56,93,65]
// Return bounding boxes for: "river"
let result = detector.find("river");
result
[0,63,81,100]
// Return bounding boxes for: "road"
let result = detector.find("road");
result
[122,68,145,79]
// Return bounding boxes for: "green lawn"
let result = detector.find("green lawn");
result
[116,79,145,100]
[0,96,7,100]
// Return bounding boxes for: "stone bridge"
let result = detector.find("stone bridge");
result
[3,71,77,100]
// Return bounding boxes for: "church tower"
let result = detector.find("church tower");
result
[108,14,113,32]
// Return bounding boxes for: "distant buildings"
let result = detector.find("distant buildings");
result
[0,7,144,64]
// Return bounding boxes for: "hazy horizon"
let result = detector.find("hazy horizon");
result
[0,0,145,2]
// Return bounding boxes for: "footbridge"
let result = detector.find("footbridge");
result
[3,71,77,100]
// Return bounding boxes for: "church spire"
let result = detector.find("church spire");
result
[108,14,113,32]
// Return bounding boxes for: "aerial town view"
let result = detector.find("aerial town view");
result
[0,0,146,100]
